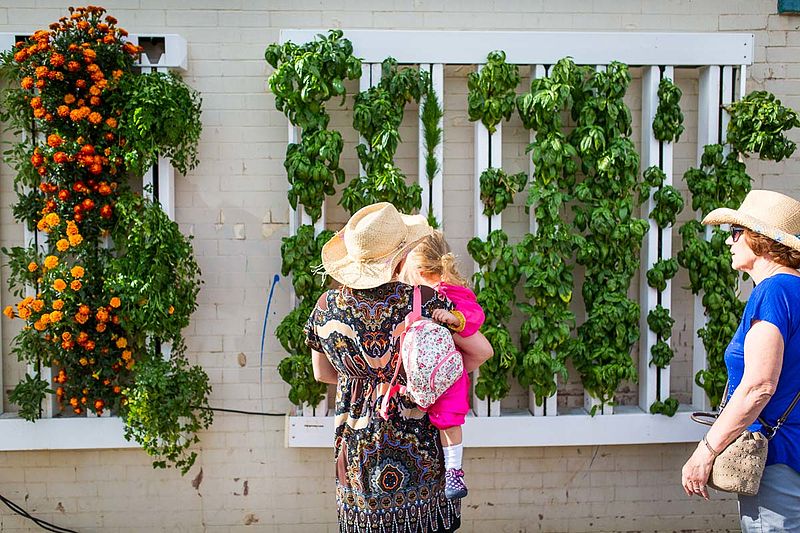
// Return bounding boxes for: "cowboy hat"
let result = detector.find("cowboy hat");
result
[702,189,800,252]
[322,202,432,289]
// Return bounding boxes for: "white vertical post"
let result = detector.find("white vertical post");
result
[526,64,557,417]
[472,63,502,418]
[659,66,675,406]
[721,66,735,154]
[0,34,13,414]
[692,66,721,411]
[418,64,444,228]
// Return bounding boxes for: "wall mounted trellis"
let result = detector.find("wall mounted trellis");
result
[0,32,186,451]
[282,30,754,447]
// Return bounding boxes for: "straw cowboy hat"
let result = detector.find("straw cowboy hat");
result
[702,189,800,252]
[322,202,432,289]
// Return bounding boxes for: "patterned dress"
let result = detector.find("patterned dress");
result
[305,282,461,533]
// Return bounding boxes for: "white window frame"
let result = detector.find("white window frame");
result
[280,30,754,447]
[0,33,187,451]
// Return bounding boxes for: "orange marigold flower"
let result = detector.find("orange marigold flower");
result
[85,340,95,351]
[43,255,59,269]
[57,105,70,117]
[50,53,65,67]
[79,304,91,315]
[34,320,46,331]
[61,332,72,341]
[21,77,34,90]
[53,278,67,292]
[64,94,76,104]
[66,60,81,72]
[90,96,101,106]
[3,306,15,319]
[68,234,83,247]
[45,213,60,227]
[70,280,82,291]
[37,219,48,232]
[56,239,70,252]
[96,323,106,332]
[18,307,32,320]
[88,112,102,124]
[75,313,89,325]
[30,96,43,109]
[34,108,46,119]
[121,350,132,361]
[49,311,63,323]
[39,313,50,325]
[35,66,49,79]
[82,48,96,61]
[89,85,101,97]
[69,109,82,121]
[116,337,127,349]
[28,262,38,272]
[70,266,85,278]
[66,221,79,235]
[53,151,68,164]
[53,299,65,310]
[46,134,62,148]
[109,297,121,308]
[79,357,88,366]
[31,299,45,312]
[125,360,135,370]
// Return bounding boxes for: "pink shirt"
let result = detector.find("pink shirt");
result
[436,282,485,337]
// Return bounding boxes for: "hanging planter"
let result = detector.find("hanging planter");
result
[0,6,206,474]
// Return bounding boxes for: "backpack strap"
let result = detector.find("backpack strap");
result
[378,286,421,420]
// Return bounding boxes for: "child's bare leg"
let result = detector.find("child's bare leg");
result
[440,425,462,447]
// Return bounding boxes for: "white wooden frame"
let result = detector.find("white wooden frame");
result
[0,32,188,450]
[280,30,754,447]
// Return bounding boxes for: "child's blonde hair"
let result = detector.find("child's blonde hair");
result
[410,231,469,287]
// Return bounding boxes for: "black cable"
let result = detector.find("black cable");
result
[194,405,285,416]
[0,493,80,533]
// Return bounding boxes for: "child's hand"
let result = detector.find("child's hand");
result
[432,309,459,326]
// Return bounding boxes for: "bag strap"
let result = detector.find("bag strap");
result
[378,286,421,420]
[692,379,800,440]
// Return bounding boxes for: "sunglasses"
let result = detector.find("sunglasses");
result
[730,226,745,243]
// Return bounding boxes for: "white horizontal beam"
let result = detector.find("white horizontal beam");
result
[0,416,139,451]
[286,408,706,448]
[281,30,754,66]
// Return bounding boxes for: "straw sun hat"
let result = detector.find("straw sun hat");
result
[321,202,433,289]
[702,189,800,252]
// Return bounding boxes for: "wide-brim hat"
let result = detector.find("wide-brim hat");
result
[702,189,800,252]
[322,202,432,289]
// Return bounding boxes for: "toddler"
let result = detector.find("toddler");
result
[403,231,485,500]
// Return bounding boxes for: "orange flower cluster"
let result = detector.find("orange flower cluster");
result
[5,6,143,417]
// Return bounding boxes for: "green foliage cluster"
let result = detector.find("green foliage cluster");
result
[569,62,648,410]
[653,77,684,143]
[468,231,520,401]
[342,58,428,214]
[513,58,585,406]
[266,30,361,222]
[420,80,443,228]
[678,144,752,408]
[467,51,520,134]
[479,168,527,217]
[726,90,800,161]
[276,225,334,407]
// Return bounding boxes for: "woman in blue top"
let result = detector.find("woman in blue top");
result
[681,190,800,532]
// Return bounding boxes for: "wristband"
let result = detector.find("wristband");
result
[447,310,466,333]
[702,435,720,457]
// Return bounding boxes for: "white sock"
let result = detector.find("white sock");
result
[443,443,463,470]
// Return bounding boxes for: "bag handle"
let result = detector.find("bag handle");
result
[378,286,422,420]
[692,380,800,439]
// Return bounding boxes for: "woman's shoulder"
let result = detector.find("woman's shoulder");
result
[757,273,800,296]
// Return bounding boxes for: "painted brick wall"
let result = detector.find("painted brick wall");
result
[2,0,798,531]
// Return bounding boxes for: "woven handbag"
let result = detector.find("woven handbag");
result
[692,385,800,496]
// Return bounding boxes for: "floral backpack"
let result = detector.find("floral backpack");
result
[379,286,463,418]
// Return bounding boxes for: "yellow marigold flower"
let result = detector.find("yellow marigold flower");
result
[34,320,46,331]
[40,313,50,325]
[53,278,67,292]
[45,213,60,227]
[52,299,64,310]
[109,297,121,308]
[70,280,82,291]
[168,305,175,315]
[79,357,88,366]
[3,306,15,319]
[28,262,38,272]
[21,296,34,306]
[44,255,59,269]
[68,234,83,247]
[70,265,85,278]
[66,221,79,236]
[56,239,70,252]
[31,299,45,312]
[37,218,48,232]
[18,307,32,320]
[49,311,63,322]
[116,337,127,349]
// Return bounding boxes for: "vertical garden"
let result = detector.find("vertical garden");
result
[265,32,799,415]
[0,6,209,473]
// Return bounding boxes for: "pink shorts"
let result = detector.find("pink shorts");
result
[424,370,470,430]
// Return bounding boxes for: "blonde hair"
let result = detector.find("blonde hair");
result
[409,231,469,287]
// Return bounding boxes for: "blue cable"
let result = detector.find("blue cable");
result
[260,274,280,385]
